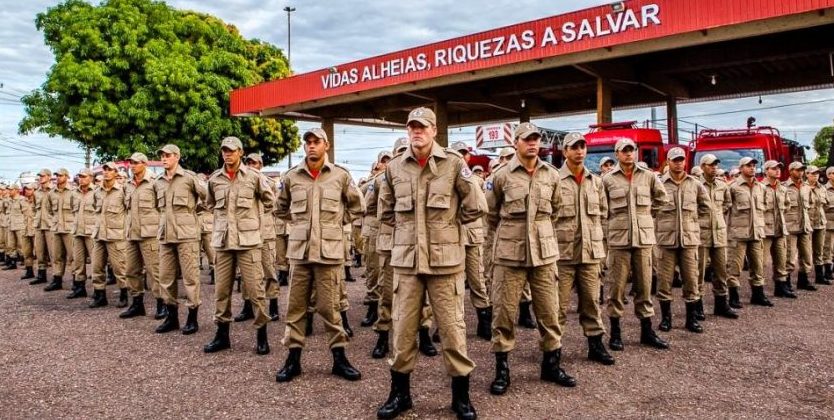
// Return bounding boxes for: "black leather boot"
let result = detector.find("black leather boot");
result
[815,265,832,285]
[418,326,438,357]
[106,266,116,285]
[608,317,623,351]
[728,287,743,309]
[204,322,231,353]
[685,301,704,333]
[305,312,314,336]
[785,274,796,292]
[587,334,615,365]
[361,301,379,327]
[256,325,270,355]
[372,330,390,359]
[155,305,180,333]
[341,310,354,338]
[713,295,739,319]
[115,288,129,308]
[517,301,536,329]
[797,271,817,291]
[234,300,254,322]
[490,352,510,395]
[377,370,412,419]
[278,270,289,287]
[275,348,302,382]
[658,300,672,332]
[827,263,834,280]
[640,317,669,349]
[88,289,108,308]
[450,375,477,420]
[540,348,576,387]
[66,281,87,299]
[182,307,199,335]
[704,266,715,283]
[268,298,280,321]
[2,256,17,270]
[20,266,34,280]
[344,266,356,282]
[353,253,362,268]
[476,306,493,341]
[30,269,47,285]
[331,347,361,381]
[208,267,215,285]
[750,285,774,306]
[774,280,798,298]
[119,294,146,318]
[154,298,167,319]
[694,299,706,321]
[44,275,63,291]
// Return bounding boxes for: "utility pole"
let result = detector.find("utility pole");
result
[284,6,296,170]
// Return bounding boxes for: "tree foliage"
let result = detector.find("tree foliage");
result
[811,125,834,167]
[19,0,298,173]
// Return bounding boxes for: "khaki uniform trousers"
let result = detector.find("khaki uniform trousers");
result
[158,241,201,308]
[491,264,562,353]
[465,245,490,309]
[811,229,826,266]
[216,249,268,327]
[91,240,127,291]
[363,232,381,304]
[657,246,700,303]
[727,240,765,288]
[786,233,813,275]
[0,227,6,253]
[72,236,93,283]
[607,247,655,319]
[557,262,605,337]
[200,232,215,270]
[483,230,495,295]
[824,230,834,265]
[125,239,160,298]
[243,240,279,300]
[276,234,289,272]
[283,263,348,349]
[5,229,17,258]
[698,246,729,297]
[374,252,433,332]
[352,228,364,258]
[33,229,52,270]
[392,271,473,377]
[10,231,34,266]
[763,236,788,281]
[51,232,73,277]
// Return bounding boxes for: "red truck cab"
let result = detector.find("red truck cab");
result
[583,121,665,172]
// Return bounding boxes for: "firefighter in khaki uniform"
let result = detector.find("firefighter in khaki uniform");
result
[697,154,739,317]
[359,151,391,328]
[603,138,669,352]
[67,169,96,299]
[120,153,163,319]
[783,161,816,291]
[275,127,365,383]
[654,147,711,334]
[554,132,614,366]
[44,168,75,292]
[197,198,216,284]
[823,167,834,281]
[0,186,7,267]
[762,161,796,299]
[376,108,482,420]
[88,162,129,309]
[7,185,35,276]
[805,166,831,285]
[203,138,274,355]
[31,169,55,285]
[1,185,17,271]
[154,144,207,335]
[726,157,772,307]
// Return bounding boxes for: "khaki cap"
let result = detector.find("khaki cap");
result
[739,157,758,167]
[221,136,244,151]
[807,165,821,174]
[55,168,70,176]
[562,132,586,148]
[303,127,328,143]
[788,161,806,171]
[499,147,515,158]
[392,137,409,153]
[377,150,393,161]
[667,147,686,161]
[244,153,263,164]
[78,168,94,177]
[25,182,37,190]
[614,138,637,152]
[699,154,720,165]
[691,166,703,176]
[406,107,436,127]
[472,165,484,172]
[763,160,782,170]
[451,141,470,152]
[514,122,540,140]
[599,156,615,167]
[488,158,500,170]
[102,162,118,171]
[158,144,180,155]
[716,168,726,177]
[38,168,52,177]
[826,167,834,176]
[129,152,149,163]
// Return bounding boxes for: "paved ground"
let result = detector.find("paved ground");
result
[2,265,834,419]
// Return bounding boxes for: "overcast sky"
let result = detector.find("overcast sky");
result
[2,0,833,181]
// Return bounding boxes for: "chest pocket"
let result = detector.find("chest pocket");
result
[427,177,452,209]
[290,187,307,214]
[735,190,751,211]
[636,186,652,207]
[139,190,155,209]
[320,188,341,212]
[558,187,576,218]
[394,181,413,212]
[586,183,601,216]
[537,183,553,214]
[213,188,227,210]
[503,185,528,215]
[172,191,190,208]
[237,187,255,209]
[608,188,627,210]
[156,191,166,210]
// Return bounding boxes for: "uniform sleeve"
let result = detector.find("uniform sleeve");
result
[377,168,395,226]
[343,175,366,223]
[276,175,291,221]
[550,174,561,228]
[258,175,275,212]
[205,178,216,211]
[193,175,208,202]
[722,185,732,214]
[455,160,487,225]
[484,173,502,229]
[696,182,711,214]
[651,174,669,214]
[365,177,380,218]
[597,177,609,225]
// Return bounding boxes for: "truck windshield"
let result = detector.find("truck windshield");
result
[694,149,766,176]
[586,147,616,174]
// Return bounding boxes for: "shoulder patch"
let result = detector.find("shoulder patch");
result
[461,166,473,179]
[277,180,284,191]
[368,182,375,193]
[485,180,494,191]
[332,163,352,174]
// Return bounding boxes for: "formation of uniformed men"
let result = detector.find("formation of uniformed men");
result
[2,105,833,420]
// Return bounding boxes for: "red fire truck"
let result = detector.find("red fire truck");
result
[583,121,666,172]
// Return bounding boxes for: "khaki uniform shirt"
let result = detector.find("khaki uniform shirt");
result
[782,180,812,234]
[762,180,790,238]
[727,176,767,241]
[1,196,10,228]
[462,175,487,247]
[361,172,382,238]
[125,171,160,241]
[276,159,364,265]
[93,182,127,242]
[602,164,668,249]
[73,187,97,237]
[273,174,287,236]
[825,182,834,231]
[207,164,275,250]
[699,176,730,247]
[554,164,607,264]
[49,185,76,234]
[154,166,206,244]
[9,196,32,233]
[655,173,710,248]
[808,183,827,230]
[34,186,54,231]
[378,142,485,275]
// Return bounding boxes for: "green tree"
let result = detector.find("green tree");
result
[811,125,834,167]
[19,0,298,173]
